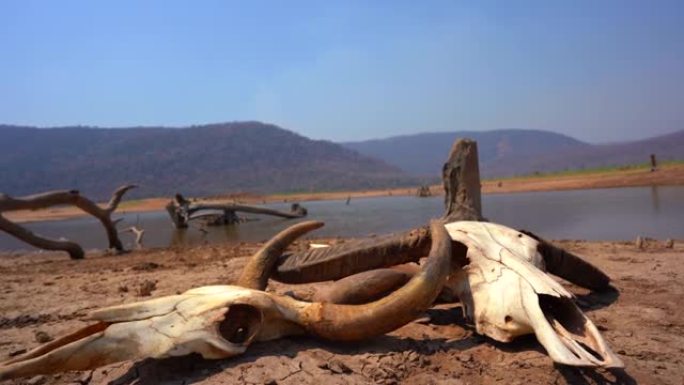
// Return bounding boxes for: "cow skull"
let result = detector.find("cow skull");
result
[291,221,623,368]
[444,221,623,368]
[0,221,453,380]
[0,285,305,379]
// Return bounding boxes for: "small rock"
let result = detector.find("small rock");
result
[635,236,644,249]
[407,351,420,362]
[132,262,161,271]
[419,356,431,368]
[26,375,47,385]
[117,284,129,293]
[8,348,26,357]
[75,370,93,385]
[34,330,53,343]
[136,280,157,297]
[664,239,674,248]
[322,359,353,374]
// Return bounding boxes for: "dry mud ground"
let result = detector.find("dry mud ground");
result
[0,239,682,385]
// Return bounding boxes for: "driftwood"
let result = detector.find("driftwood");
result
[0,185,137,259]
[165,194,307,229]
[416,185,432,197]
[120,226,145,249]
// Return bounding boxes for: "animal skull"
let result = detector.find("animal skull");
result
[444,221,623,368]
[287,221,623,368]
[0,221,453,380]
[0,285,302,379]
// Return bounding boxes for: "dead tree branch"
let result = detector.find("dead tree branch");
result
[120,226,145,249]
[0,215,85,259]
[166,194,307,229]
[0,184,137,259]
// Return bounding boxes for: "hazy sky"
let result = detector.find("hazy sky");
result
[1,1,682,143]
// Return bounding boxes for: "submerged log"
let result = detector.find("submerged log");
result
[0,184,137,259]
[416,185,432,197]
[166,194,307,229]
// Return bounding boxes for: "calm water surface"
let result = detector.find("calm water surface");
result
[1,186,682,252]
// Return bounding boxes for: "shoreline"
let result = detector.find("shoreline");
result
[5,163,684,224]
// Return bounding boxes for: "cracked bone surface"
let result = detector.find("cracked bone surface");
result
[444,221,623,368]
[0,221,452,380]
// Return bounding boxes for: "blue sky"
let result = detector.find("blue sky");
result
[1,0,682,142]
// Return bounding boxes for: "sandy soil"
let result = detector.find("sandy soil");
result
[5,164,684,224]
[0,237,682,385]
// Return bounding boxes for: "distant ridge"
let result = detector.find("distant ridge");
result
[485,129,684,177]
[0,122,416,199]
[343,129,684,178]
[3,124,681,200]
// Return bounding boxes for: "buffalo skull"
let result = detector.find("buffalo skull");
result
[0,221,453,380]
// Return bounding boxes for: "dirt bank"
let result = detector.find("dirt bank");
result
[0,238,682,384]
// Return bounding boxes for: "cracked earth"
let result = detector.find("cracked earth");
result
[1,238,682,384]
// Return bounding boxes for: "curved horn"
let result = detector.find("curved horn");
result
[312,267,414,304]
[238,221,324,290]
[520,230,611,290]
[274,226,431,283]
[281,220,455,341]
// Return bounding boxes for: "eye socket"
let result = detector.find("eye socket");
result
[232,327,248,344]
[218,304,262,345]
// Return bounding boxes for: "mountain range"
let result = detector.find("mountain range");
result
[1,123,682,199]
[0,122,414,199]
[343,129,684,178]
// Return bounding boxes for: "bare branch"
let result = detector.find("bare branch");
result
[0,215,84,259]
[0,184,137,259]
[120,226,145,249]
[105,184,138,213]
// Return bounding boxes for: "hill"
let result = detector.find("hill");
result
[0,122,416,199]
[343,129,684,178]
[486,130,684,177]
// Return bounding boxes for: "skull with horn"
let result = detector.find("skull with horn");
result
[273,221,624,368]
[0,220,454,380]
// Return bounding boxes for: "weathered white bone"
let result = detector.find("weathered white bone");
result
[0,286,300,379]
[0,221,453,380]
[444,221,623,368]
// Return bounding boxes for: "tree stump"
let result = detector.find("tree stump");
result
[442,139,484,221]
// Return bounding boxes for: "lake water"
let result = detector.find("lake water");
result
[1,186,683,252]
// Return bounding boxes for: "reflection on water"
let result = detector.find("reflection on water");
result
[650,185,660,213]
[1,186,683,252]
